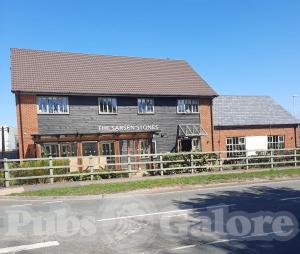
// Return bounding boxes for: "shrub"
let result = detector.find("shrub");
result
[8,159,70,185]
[161,151,219,175]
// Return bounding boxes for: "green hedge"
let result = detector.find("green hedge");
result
[159,151,218,175]
[8,159,69,185]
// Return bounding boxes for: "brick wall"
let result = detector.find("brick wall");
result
[16,93,38,158]
[200,98,214,152]
[213,126,297,152]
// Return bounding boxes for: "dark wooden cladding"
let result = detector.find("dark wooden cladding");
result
[37,96,201,152]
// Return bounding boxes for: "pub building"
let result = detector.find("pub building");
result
[11,48,217,159]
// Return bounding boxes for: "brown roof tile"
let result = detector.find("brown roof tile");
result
[11,48,217,97]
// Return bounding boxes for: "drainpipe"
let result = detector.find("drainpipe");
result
[17,92,25,158]
[210,98,215,151]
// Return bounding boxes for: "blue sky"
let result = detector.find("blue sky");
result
[1,0,300,127]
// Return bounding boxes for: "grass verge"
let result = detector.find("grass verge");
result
[14,168,300,196]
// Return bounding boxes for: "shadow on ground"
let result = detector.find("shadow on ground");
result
[161,186,300,253]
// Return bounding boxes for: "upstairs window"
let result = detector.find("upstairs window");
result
[37,97,69,114]
[138,98,154,114]
[98,97,117,114]
[268,135,285,149]
[177,99,199,113]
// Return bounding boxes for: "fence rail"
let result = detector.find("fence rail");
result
[0,148,300,188]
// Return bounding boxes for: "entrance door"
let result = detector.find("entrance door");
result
[180,139,192,152]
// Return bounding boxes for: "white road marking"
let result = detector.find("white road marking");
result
[280,196,300,201]
[97,204,235,222]
[9,203,32,208]
[171,244,196,251]
[43,200,63,204]
[0,241,59,253]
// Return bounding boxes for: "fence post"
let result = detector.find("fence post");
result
[89,155,94,181]
[4,158,10,188]
[270,150,274,169]
[245,152,249,170]
[159,155,164,176]
[190,154,194,174]
[49,156,54,184]
[128,155,132,171]
[294,149,297,168]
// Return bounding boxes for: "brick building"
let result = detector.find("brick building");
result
[10,49,299,159]
[213,96,299,155]
[11,48,217,159]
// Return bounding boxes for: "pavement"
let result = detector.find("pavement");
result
[0,179,300,253]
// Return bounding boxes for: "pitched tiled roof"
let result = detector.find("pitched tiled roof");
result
[213,96,299,127]
[11,48,217,97]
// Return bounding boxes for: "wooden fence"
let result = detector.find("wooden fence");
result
[0,148,300,188]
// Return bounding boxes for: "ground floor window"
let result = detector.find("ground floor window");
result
[82,142,98,156]
[268,135,285,149]
[139,139,151,158]
[100,141,115,164]
[61,143,77,157]
[191,138,200,151]
[226,137,246,157]
[100,141,115,156]
[42,143,59,157]
[38,135,155,159]
[151,140,157,155]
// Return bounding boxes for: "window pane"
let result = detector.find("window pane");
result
[138,98,153,113]
[48,98,54,113]
[192,99,199,113]
[107,98,112,113]
[177,99,184,113]
[60,97,68,113]
[112,98,117,113]
[52,97,59,113]
[61,143,77,157]
[99,97,117,114]
[38,97,48,113]
[38,96,68,114]
[83,142,98,156]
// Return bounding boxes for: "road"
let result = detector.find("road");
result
[1,179,300,253]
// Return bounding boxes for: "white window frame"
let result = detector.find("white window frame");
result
[268,135,285,150]
[151,140,157,157]
[177,98,199,114]
[137,98,154,114]
[191,138,200,150]
[37,96,69,114]
[226,137,246,157]
[98,97,118,114]
[42,143,59,157]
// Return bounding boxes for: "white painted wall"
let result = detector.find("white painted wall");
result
[245,136,268,155]
[0,126,18,151]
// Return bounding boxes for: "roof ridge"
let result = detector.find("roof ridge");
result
[215,95,270,98]
[10,48,186,63]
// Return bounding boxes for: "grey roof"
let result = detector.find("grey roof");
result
[213,96,299,127]
[10,48,217,97]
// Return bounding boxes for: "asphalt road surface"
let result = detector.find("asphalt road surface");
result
[1,179,300,253]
